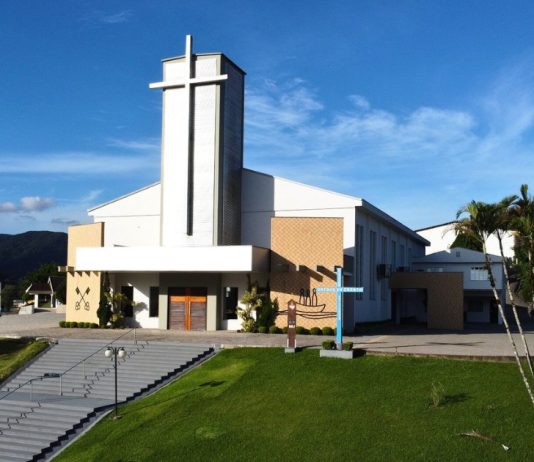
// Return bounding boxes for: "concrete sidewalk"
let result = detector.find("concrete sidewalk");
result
[2,312,534,360]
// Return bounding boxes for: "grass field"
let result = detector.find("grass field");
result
[56,348,534,461]
[0,337,48,383]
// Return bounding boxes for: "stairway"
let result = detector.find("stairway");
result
[0,339,216,461]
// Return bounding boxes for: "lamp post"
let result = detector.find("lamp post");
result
[105,346,126,419]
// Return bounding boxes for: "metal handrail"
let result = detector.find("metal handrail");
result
[0,328,137,401]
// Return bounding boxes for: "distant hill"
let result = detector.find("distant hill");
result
[0,231,67,283]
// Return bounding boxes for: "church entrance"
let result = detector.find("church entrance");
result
[168,288,207,330]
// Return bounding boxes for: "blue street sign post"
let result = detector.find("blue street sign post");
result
[315,267,364,350]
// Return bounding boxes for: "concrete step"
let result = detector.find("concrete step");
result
[0,449,31,461]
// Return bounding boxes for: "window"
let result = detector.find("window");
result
[468,300,483,312]
[120,286,134,317]
[470,267,488,281]
[149,286,159,317]
[381,236,387,301]
[369,231,376,300]
[355,225,364,300]
[224,287,238,320]
[391,240,397,271]
[400,244,406,267]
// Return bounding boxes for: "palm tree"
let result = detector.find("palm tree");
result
[512,185,534,313]
[492,196,534,378]
[456,201,534,406]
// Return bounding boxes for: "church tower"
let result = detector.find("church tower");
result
[150,36,245,247]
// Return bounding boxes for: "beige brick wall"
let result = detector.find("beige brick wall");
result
[271,217,343,329]
[66,223,104,324]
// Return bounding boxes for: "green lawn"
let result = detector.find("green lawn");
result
[56,349,533,461]
[0,337,48,383]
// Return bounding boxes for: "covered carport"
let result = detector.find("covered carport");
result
[390,272,464,330]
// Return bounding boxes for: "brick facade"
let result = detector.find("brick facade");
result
[271,217,343,329]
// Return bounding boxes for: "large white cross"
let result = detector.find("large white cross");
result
[149,35,228,235]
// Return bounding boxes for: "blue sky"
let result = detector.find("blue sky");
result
[1,1,534,234]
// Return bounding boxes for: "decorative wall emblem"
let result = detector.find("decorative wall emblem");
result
[278,288,336,320]
[75,287,91,311]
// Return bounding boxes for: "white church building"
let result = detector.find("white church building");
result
[65,36,430,332]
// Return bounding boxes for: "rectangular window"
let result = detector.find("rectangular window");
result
[400,244,406,267]
[120,286,134,318]
[381,236,387,301]
[149,286,159,317]
[223,287,238,320]
[468,300,484,312]
[355,225,364,300]
[470,267,488,281]
[391,240,396,271]
[369,230,376,300]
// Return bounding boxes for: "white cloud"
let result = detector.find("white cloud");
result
[244,64,534,228]
[20,196,54,212]
[0,202,17,213]
[0,150,159,175]
[0,197,54,214]
[99,10,133,24]
[107,138,160,151]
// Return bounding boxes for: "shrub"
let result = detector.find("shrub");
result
[322,340,336,350]
[269,325,281,334]
[258,326,268,334]
[71,322,78,328]
[59,321,66,328]
[322,326,334,336]
[295,326,309,335]
[342,342,353,351]
[430,382,446,408]
[90,323,99,329]
[310,327,322,336]
[84,322,92,328]
[282,326,288,334]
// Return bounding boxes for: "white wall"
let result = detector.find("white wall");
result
[417,223,515,258]
[242,169,358,250]
[113,273,160,329]
[90,183,160,247]
[352,209,427,324]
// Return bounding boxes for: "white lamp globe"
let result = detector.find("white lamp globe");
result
[104,348,113,358]
[117,347,126,359]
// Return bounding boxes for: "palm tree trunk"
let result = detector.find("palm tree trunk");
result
[483,243,534,406]
[497,235,534,378]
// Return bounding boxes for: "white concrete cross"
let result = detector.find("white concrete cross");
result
[149,35,228,235]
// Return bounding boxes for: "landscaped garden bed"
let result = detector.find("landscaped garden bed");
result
[0,337,48,383]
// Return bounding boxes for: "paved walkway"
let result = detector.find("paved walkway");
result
[2,312,534,360]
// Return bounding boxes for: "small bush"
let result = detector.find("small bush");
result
[322,326,334,336]
[70,322,78,328]
[59,321,66,328]
[322,340,336,350]
[258,326,268,334]
[269,325,281,334]
[90,323,99,329]
[282,326,288,334]
[310,327,322,336]
[430,382,446,408]
[84,322,92,328]
[342,342,353,351]
[295,326,309,335]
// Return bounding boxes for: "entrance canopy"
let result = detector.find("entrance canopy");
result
[74,245,270,273]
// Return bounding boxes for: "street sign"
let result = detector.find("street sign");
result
[315,287,364,293]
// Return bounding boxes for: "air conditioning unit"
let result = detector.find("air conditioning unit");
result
[377,264,392,279]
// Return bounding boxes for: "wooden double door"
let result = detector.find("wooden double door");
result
[168,288,207,331]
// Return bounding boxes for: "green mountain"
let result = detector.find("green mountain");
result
[0,231,67,283]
